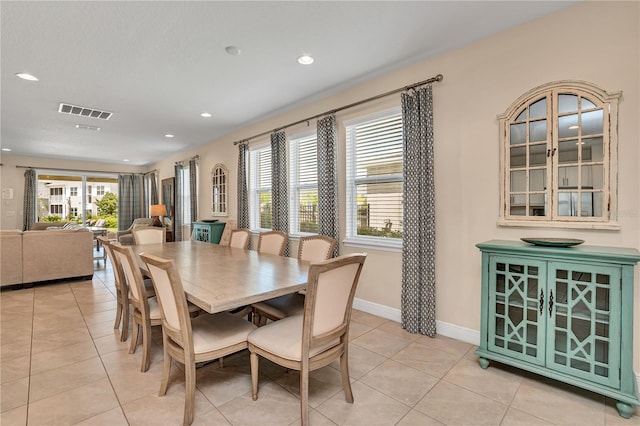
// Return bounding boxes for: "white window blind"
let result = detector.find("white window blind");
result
[290,133,318,234]
[346,108,403,244]
[250,146,272,230]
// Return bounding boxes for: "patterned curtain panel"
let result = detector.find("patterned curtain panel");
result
[174,164,184,241]
[401,86,436,337]
[118,174,145,232]
[271,130,289,256]
[237,143,250,229]
[22,168,36,231]
[189,158,198,227]
[147,171,159,205]
[316,115,340,257]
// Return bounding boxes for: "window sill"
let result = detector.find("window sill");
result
[496,219,621,231]
[343,237,402,253]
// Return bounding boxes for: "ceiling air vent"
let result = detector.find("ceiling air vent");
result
[75,124,101,131]
[58,103,113,120]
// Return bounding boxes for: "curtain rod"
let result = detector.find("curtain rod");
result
[175,155,200,166]
[233,73,443,145]
[15,165,153,175]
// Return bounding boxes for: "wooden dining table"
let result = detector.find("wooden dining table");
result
[132,240,310,314]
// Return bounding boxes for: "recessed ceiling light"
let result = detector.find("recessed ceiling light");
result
[123,159,130,162]
[16,72,39,81]
[200,112,212,118]
[225,45,241,56]
[164,134,175,138]
[297,55,314,65]
[1,148,12,152]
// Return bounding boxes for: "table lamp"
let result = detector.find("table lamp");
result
[150,204,167,227]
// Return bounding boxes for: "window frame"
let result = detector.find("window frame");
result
[289,130,318,236]
[498,81,621,230]
[344,106,403,251]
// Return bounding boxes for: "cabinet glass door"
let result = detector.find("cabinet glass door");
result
[546,262,620,388]
[488,256,546,365]
[193,225,210,242]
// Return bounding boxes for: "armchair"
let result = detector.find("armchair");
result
[117,218,155,244]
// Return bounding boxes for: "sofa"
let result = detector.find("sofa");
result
[0,228,94,287]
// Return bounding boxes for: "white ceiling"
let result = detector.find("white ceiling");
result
[1,1,576,166]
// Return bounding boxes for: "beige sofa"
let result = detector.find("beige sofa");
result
[0,228,94,287]
[1,230,23,286]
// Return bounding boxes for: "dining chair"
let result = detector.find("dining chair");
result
[229,228,251,249]
[252,235,337,326]
[140,253,257,426]
[98,236,130,341]
[132,225,166,245]
[248,253,367,426]
[256,230,288,256]
[110,242,164,372]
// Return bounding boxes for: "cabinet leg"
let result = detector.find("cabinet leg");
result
[615,401,635,419]
[478,357,490,369]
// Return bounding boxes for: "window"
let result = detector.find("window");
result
[289,133,318,234]
[211,164,228,216]
[96,185,106,196]
[36,173,118,223]
[346,108,404,246]
[87,185,92,203]
[249,145,272,230]
[499,81,620,228]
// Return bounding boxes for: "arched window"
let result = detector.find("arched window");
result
[498,81,620,228]
[211,164,228,216]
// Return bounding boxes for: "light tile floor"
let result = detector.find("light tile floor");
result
[1,257,639,425]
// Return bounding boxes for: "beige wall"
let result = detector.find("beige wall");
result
[2,2,638,369]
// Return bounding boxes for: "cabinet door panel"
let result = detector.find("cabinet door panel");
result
[547,262,620,388]
[488,256,546,365]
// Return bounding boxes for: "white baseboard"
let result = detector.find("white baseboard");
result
[352,297,479,346]
[352,298,638,384]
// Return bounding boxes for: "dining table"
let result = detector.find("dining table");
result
[131,240,310,314]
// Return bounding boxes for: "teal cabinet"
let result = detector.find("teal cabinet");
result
[192,221,225,244]
[476,240,640,418]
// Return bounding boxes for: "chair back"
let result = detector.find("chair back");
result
[257,230,288,256]
[111,243,148,311]
[229,228,251,249]
[98,235,126,292]
[133,226,165,245]
[303,253,366,342]
[298,235,337,262]
[140,253,192,349]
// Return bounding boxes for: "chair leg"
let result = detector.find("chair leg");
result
[184,362,196,426]
[339,350,354,403]
[159,335,171,396]
[300,366,309,426]
[121,301,130,342]
[114,293,122,330]
[141,320,151,372]
[129,321,139,354]
[250,352,259,401]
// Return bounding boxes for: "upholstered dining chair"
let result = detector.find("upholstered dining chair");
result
[98,236,130,341]
[132,226,166,245]
[229,228,251,249]
[248,253,367,426]
[256,230,288,256]
[251,235,337,326]
[140,253,257,426]
[110,242,165,372]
